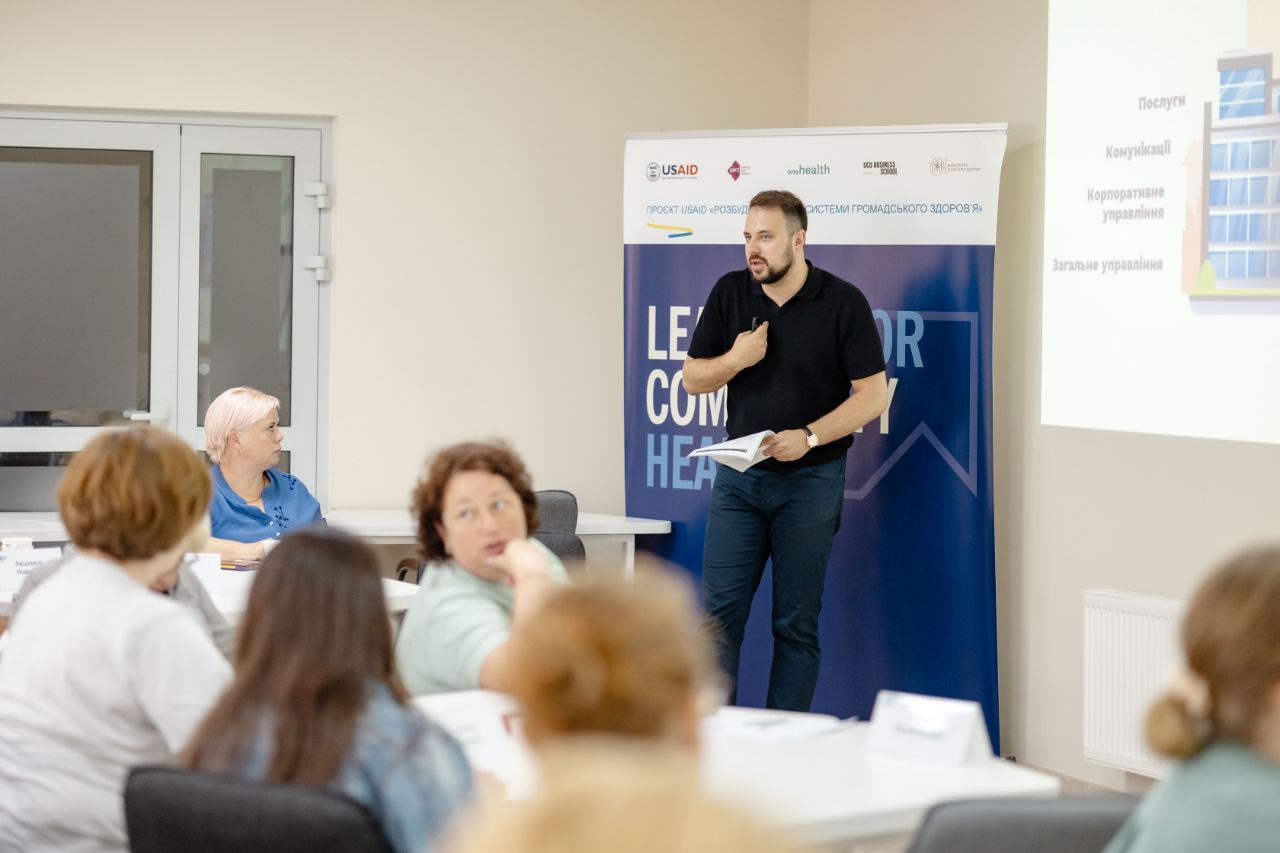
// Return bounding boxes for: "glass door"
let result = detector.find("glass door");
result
[0,118,179,509]
[177,125,322,485]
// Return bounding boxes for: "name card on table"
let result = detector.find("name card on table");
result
[0,548,64,593]
[867,690,993,765]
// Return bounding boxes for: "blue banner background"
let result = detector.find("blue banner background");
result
[623,242,999,747]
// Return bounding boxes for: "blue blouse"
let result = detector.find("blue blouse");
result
[210,465,323,543]
[234,683,474,853]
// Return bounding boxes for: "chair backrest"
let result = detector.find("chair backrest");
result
[905,795,1139,853]
[533,489,585,566]
[125,766,393,853]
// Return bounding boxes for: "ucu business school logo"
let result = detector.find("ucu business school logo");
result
[646,162,699,181]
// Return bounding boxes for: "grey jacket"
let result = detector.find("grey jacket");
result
[11,549,235,658]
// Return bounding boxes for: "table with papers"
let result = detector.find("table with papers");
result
[414,690,1059,846]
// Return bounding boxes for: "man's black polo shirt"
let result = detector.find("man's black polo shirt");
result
[687,261,885,472]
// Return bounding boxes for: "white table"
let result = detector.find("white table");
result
[0,551,420,622]
[1,510,674,576]
[414,690,1059,846]
[186,555,420,623]
[326,509,671,575]
[0,513,67,543]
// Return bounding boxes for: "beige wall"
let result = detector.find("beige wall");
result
[0,0,810,516]
[6,0,1280,787]
[810,0,1280,787]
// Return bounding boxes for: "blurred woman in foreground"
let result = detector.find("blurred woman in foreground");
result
[1104,546,1280,853]
[184,528,474,853]
[447,571,800,853]
[0,427,231,851]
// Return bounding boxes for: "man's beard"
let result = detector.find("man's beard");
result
[750,246,795,285]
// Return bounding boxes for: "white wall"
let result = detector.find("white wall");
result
[0,0,810,515]
[809,0,1280,787]
[7,0,1280,788]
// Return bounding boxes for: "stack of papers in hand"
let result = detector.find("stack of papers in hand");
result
[688,430,775,472]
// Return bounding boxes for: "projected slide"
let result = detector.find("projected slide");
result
[1043,0,1280,444]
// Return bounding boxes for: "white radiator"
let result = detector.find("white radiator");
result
[1082,589,1186,779]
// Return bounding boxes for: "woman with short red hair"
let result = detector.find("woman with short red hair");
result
[0,427,232,852]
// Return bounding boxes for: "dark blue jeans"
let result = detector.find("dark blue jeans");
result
[702,457,846,711]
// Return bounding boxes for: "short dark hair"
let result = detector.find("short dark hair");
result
[749,189,807,234]
[412,440,540,562]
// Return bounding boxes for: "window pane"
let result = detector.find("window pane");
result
[1249,250,1268,277]
[1252,140,1272,168]
[1211,144,1229,171]
[1232,141,1251,169]
[1229,213,1249,241]
[1209,215,1228,242]
[1251,177,1269,205]
[1221,100,1267,119]
[1222,67,1266,85]
[1210,179,1228,205]
[1208,178,1228,204]
[196,155,295,426]
[0,148,151,425]
[0,452,74,512]
[1229,251,1247,278]
[1249,212,1266,241]
[1229,178,1249,205]
[1209,251,1228,279]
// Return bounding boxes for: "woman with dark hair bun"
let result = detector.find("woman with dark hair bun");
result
[184,528,473,853]
[1104,546,1280,853]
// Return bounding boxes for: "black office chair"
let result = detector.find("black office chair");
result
[396,488,585,584]
[905,795,1139,853]
[125,766,393,853]
[532,489,585,568]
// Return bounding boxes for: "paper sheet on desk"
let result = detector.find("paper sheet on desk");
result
[414,690,538,798]
[702,706,848,742]
[688,430,775,473]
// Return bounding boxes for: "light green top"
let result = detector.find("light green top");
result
[1104,740,1280,853]
[394,540,568,695]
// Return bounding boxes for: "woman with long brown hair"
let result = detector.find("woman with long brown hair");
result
[1104,546,1280,853]
[184,528,473,853]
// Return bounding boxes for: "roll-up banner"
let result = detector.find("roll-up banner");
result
[622,125,1008,746]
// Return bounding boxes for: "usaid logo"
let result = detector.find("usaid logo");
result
[646,162,699,181]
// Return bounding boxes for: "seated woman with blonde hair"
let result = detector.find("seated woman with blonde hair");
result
[1104,546,1280,853]
[203,386,322,562]
[0,427,232,851]
[446,572,800,853]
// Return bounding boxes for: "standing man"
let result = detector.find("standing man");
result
[683,190,888,711]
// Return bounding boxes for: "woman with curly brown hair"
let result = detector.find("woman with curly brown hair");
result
[395,440,569,695]
[1104,546,1280,853]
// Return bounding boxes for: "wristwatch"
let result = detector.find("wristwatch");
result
[802,426,819,449]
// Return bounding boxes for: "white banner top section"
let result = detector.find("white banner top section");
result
[623,124,1007,246]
